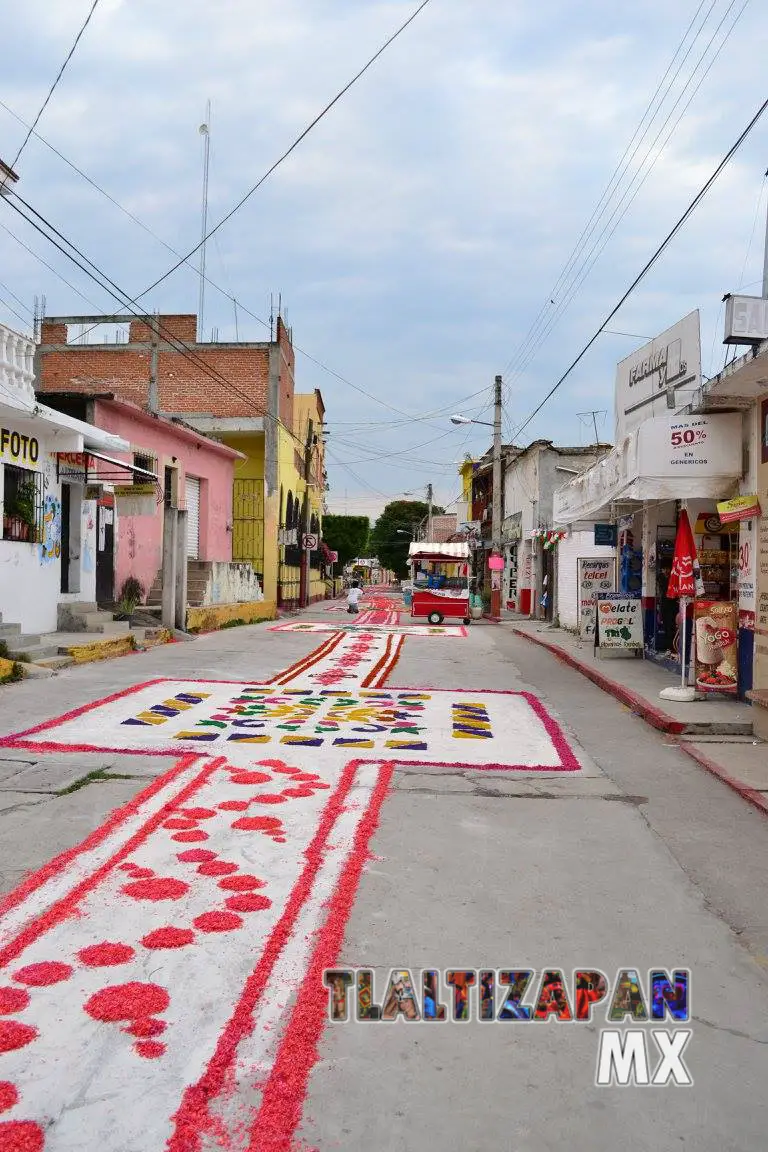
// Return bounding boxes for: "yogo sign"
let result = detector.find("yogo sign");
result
[0,426,40,468]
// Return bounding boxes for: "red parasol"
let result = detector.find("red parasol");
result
[666,509,697,599]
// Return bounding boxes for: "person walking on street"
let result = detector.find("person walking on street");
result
[346,580,362,615]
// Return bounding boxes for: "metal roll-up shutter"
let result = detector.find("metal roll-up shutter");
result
[186,476,200,559]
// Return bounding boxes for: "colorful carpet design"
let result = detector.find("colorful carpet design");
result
[270,621,467,637]
[0,617,580,1151]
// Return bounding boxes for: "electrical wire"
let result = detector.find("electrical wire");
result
[500,0,746,399]
[506,0,747,390]
[4,0,102,185]
[137,0,434,301]
[510,91,768,442]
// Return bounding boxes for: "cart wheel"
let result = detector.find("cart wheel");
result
[427,611,444,625]
[463,617,470,625]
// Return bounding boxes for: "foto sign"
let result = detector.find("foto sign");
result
[723,295,768,344]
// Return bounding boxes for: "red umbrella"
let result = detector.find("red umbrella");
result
[666,509,697,599]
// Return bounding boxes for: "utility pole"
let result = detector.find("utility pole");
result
[198,102,211,342]
[490,374,503,620]
[148,314,159,413]
[763,166,768,297]
[426,482,433,541]
[300,418,314,608]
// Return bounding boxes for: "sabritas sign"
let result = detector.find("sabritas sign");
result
[716,495,761,524]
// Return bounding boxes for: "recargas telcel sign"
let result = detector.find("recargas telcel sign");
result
[0,425,40,467]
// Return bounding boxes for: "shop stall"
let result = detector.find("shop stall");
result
[408,541,471,624]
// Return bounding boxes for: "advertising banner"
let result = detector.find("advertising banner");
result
[716,495,761,524]
[577,557,616,639]
[595,594,643,651]
[694,601,739,694]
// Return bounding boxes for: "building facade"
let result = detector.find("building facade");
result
[36,313,327,610]
[0,323,131,634]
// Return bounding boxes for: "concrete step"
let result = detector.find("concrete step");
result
[0,623,22,639]
[65,602,99,616]
[5,634,42,651]
[10,644,61,661]
[35,655,75,671]
[86,620,131,635]
[74,612,127,632]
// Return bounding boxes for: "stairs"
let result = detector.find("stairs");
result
[57,602,130,636]
[0,614,60,662]
[147,561,211,609]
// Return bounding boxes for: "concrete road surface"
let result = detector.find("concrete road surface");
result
[0,607,765,1151]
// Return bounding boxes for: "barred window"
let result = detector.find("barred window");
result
[2,465,44,544]
[133,452,156,484]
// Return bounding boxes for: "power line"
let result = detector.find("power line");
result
[506,0,747,390]
[128,0,434,302]
[5,0,102,182]
[510,91,768,442]
[4,193,315,457]
[500,0,744,393]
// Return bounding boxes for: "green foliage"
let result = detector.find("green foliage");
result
[0,661,24,684]
[5,480,36,527]
[119,576,144,605]
[369,501,445,578]
[321,515,370,569]
[0,641,9,659]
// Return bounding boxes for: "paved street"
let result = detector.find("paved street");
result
[0,594,767,1151]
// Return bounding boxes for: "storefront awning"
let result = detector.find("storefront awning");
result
[553,412,743,525]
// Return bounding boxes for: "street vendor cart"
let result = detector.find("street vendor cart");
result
[408,542,471,625]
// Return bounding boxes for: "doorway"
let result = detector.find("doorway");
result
[96,503,115,604]
[60,484,71,593]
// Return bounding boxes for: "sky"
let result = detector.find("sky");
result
[1,0,767,523]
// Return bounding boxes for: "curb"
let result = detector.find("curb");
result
[513,627,685,735]
[677,743,768,818]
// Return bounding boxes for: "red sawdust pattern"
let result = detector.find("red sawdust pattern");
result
[85,982,170,1023]
[250,795,287,805]
[217,875,266,892]
[0,988,30,1015]
[281,786,316,799]
[13,962,72,987]
[225,894,272,913]
[230,772,272,786]
[125,1017,167,1037]
[270,767,301,776]
[193,912,243,933]
[135,1040,166,1059]
[177,849,217,863]
[122,877,189,902]
[231,816,282,832]
[163,819,199,831]
[291,774,321,783]
[247,763,395,1152]
[172,830,209,843]
[198,861,239,877]
[166,757,368,1152]
[78,943,135,967]
[142,928,195,950]
[0,1120,44,1151]
[178,808,217,820]
[124,866,154,879]
[273,837,287,844]
[0,1082,18,1112]
[0,1021,38,1053]
[218,801,249,812]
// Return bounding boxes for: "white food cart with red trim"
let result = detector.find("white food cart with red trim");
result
[408,542,471,624]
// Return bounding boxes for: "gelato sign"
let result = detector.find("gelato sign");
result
[595,594,644,651]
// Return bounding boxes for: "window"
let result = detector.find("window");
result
[2,465,43,543]
[133,452,156,485]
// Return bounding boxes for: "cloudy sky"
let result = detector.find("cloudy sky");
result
[1,0,766,521]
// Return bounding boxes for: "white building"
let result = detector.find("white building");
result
[0,322,130,635]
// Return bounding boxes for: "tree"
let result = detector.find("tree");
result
[370,501,445,578]
[321,515,370,569]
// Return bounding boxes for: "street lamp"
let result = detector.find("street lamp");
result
[450,376,504,620]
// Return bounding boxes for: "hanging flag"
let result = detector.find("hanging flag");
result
[666,509,698,599]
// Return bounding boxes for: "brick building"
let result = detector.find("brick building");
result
[36,314,326,606]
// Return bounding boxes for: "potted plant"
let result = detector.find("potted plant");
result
[114,576,145,622]
[3,482,36,542]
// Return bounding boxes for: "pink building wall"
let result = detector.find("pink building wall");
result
[93,399,240,602]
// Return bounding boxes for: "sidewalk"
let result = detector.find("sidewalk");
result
[512,618,768,818]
